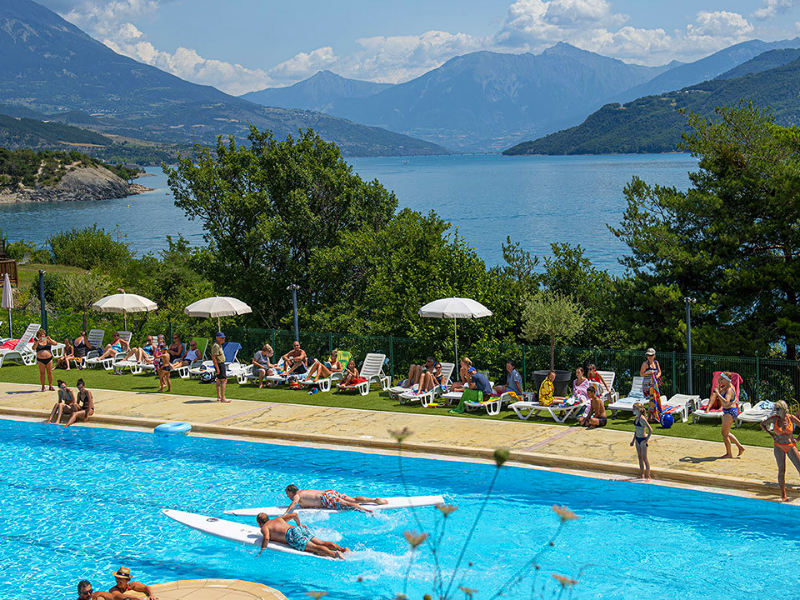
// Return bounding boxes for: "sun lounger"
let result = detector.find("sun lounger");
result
[511,393,586,422]
[663,394,699,423]
[188,341,244,379]
[595,370,619,403]
[84,331,131,370]
[398,362,455,406]
[336,353,390,395]
[607,376,666,418]
[0,323,40,367]
[736,400,774,427]
[464,391,514,416]
[296,351,354,393]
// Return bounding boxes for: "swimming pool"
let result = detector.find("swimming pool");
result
[1,418,795,599]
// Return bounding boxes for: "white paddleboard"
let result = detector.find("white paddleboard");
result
[224,494,445,517]
[161,509,336,559]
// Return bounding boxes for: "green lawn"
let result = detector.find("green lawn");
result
[0,363,775,448]
[17,263,87,288]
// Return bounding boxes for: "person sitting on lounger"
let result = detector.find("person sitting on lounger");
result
[64,379,94,427]
[281,340,307,375]
[108,566,159,600]
[586,364,611,396]
[336,360,364,389]
[305,349,343,383]
[121,335,156,365]
[171,339,202,370]
[417,361,445,393]
[72,331,92,370]
[46,380,76,424]
[579,385,607,429]
[493,360,523,396]
[284,484,388,514]
[257,512,347,559]
[96,332,130,362]
[168,334,185,363]
[451,358,474,391]
[538,370,565,406]
[251,343,277,388]
[571,367,591,403]
[56,338,76,371]
[403,356,436,389]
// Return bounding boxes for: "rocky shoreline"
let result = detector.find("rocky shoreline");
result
[0,165,153,204]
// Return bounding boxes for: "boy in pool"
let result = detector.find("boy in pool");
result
[284,484,388,514]
[257,512,348,559]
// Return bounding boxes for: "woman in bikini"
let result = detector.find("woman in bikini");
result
[55,338,75,371]
[64,379,94,427]
[630,402,653,480]
[72,331,91,369]
[716,372,745,458]
[761,400,800,501]
[305,349,342,383]
[46,380,76,424]
[33,329,58,391]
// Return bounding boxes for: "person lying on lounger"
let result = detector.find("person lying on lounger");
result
[283,484,388,514]
[96,332,130,362]
[257,512,348,559]
[305,349,343,382]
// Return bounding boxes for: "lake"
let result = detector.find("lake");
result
[0,154,696,273]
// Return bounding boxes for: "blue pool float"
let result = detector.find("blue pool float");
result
[154,422,192,435]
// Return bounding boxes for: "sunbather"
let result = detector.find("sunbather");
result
[579,386,607,428]
[122,335,156,365]
[55,338,76,370]
[403,356,436,388]
[716,372,745,458]
[171,339,202,369]
[64,378,94,427]
[72,331,92,369]
[537,370,565,406]
[761,400,800,501]
[46,380,76,424]
[96,332,129,362]
[305,349,342,383]
[417,361,444,392]
[571,367,591,403]
[256,512,347,559]
[252,343,278,388]
[168,334,185,362]
[284,484,388,514]
[281,340,307,375]
[336,360,364,388]
[493,360,523,395]
[586,364,611,395]
[451,357,474,391]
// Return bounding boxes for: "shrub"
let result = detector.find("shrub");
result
[49,225,131,270]
[5,240,51,263]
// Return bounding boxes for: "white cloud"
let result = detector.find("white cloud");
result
[269,47,339,82]
[753,0,796,20]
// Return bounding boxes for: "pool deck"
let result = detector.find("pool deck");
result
[123,578,287,599]
[1,382,796,503]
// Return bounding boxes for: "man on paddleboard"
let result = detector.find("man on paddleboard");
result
[284,484,388,514]
[257,512,348,559]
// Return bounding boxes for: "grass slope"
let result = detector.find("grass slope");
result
[0,363,774,449]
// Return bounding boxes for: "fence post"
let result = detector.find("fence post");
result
[328,332,333,352]
[755,355,760,404]
[271,328,275,352]
[593,348,598,366]
[672,351,677,395]
[389,335,394,381]
[522,345,527,386]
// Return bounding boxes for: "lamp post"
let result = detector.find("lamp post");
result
[39,270,48,334]
[685,296,696,395]
[287,283,300,341]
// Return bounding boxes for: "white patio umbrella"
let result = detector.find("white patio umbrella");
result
[2,273,13,338]
[418,297,493,365]
[92,292,157,330]
[184,296,252,331]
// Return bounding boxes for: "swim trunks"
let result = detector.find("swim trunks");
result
[596,417,607,427]
[284,524,314,551]
[320,489,346,510]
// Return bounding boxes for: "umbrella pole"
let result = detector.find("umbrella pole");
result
[217,316,221,332]
[7,308,11,338]
[454,317,458,367]
[123,311,128,332]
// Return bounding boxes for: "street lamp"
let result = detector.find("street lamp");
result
[287,283,300,342]
[684,296,696,395]
[39,269,48,334]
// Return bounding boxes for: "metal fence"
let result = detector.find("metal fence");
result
[5,309,798,404]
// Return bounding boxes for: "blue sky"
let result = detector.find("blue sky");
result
[38,0,800,94]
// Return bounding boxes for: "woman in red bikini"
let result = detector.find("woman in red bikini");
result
[761,400,800,501]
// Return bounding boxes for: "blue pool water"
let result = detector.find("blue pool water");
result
[2,417,794,599]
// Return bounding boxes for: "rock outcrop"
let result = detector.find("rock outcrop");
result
[0,166,151,204]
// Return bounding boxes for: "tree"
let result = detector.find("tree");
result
[521,291,586,370]
[59,272,112,330]
[612,102,800,359]
[165,127,397,325]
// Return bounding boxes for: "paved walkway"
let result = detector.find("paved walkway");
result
[125,579,287,599]
[0,382,793,502]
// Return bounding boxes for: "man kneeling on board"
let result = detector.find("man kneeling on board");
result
[285,484,388,514]
[257,512,348,559]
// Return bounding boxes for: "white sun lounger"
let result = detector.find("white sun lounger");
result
[736,400,775,427]
[464,390,512,416]
[607,377,666,418]
[398,362,456,406]
[595,370,619,403]
[0,323,40,367]
[663,394,699,423]
[511,392,586,423]
[336,353,390,395]
[84,331,131,370]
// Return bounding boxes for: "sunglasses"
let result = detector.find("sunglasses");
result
[80,589,93,596]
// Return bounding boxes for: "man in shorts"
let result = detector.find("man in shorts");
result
[284,484,388,514]
[281,340,308,376]
[108,567,159,600]
[211,332,230,403]
[579,385,608,429]
[256,512,347,559]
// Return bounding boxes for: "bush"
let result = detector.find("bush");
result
[49,225,131,270]
[5,240,51,263]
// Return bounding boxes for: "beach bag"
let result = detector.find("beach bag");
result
[200,371,216,384]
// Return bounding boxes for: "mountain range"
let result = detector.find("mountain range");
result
[0,0,447,157]
[504,48,800,155]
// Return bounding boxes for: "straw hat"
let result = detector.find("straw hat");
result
[112,567,131,580]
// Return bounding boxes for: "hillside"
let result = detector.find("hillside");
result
[242,70,392,112]
[0,0,447,156]
[323,44,671,152]
[504,56,800,155]
[0,114,111,147]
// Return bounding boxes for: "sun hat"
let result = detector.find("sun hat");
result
[215,332,226,339]
[112,567,131,580]
[646,348,656,356]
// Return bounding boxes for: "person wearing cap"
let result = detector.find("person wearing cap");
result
[108,567,159,600]
[639,348,661,383]
[211,332,230,403]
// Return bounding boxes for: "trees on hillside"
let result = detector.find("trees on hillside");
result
[613,102,800,359]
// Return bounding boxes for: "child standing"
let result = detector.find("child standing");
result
[630,402,653,480]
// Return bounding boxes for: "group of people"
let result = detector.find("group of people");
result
[45,379,94,426]
[76,566,157,600]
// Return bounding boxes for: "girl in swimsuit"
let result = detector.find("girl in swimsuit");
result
[56,338,75,371]
[64,379,94,427]
[630,402,653,480]
[33,330,58,391]
[716,372,745,458]
[761,400,800,501]
[46,380,76,424]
